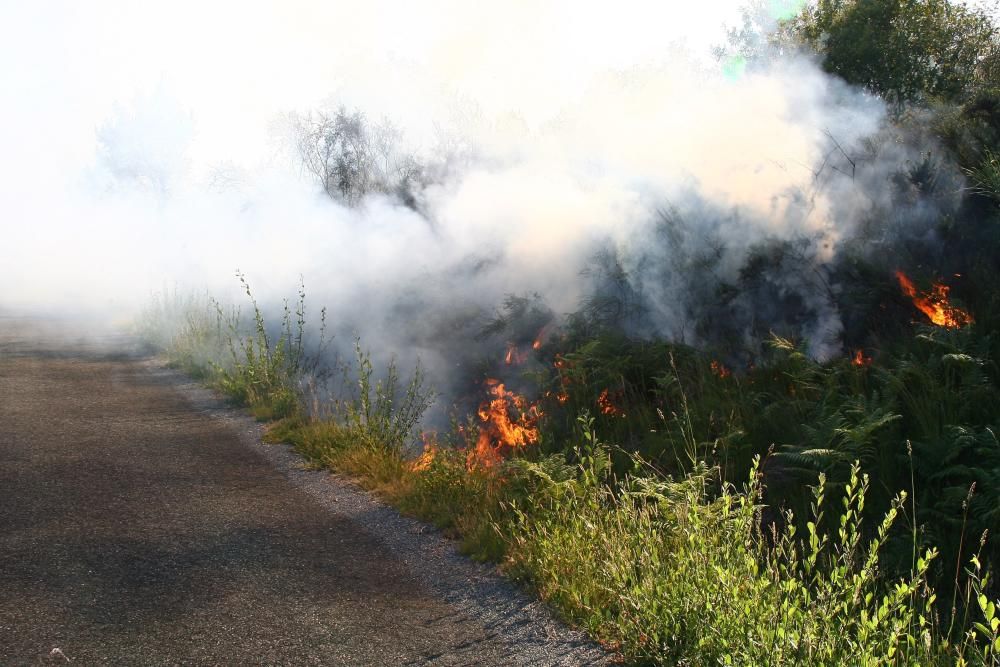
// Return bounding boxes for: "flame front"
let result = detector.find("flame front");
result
[852,349,872,366]
[552,354,574,405]
[895,271,973,328]
[411,432,439,472]
[504,343,529,366]
[468,379,542,468]
[532,323,554,350]
[597,388,625,417]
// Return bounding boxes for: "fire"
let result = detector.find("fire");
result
[597,388,625,417]
[710,360,732,378]
[544,390,570,404]
[851,349,872,367]
[895,271,973,328]
[532,323,555,350]
[504,343,529,366]
[411,433,439,472]
[551,353,575,404]
[468,378,542,469]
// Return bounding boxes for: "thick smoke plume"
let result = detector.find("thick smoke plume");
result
[0,1,956,419]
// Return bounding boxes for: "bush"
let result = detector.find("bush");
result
[506,418,998,664]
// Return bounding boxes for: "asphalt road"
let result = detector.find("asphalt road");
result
[0,318,606,666]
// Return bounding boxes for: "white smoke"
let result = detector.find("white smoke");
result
[1,0,925,369]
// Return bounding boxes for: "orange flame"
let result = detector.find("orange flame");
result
[597,388,625,417]
[851,349,872,367]
[710,360,732,378]
[895,271,973,328]
[504,343,529,366]
[532,323,554,350]
[411,433,439,472]
[551,354,575,404]
[468,379,542,469]
[544,390,570,404]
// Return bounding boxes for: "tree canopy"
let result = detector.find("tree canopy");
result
[787,0,999,104]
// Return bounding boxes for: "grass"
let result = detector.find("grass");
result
[264,409,1000,665]
[137,274,329,421]
[137,279,1000,665]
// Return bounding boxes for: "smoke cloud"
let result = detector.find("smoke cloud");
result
[0,0,949,405]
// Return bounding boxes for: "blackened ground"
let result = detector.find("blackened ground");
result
[0,316,609,666]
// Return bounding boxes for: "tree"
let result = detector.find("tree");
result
[292,108,423,207]
[787,0,999,104]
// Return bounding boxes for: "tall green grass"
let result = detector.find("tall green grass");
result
[138,282,1000,665]
[138,275,332,420]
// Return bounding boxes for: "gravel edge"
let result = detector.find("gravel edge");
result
[147,360,614,667]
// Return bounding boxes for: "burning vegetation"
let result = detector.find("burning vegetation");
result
[467,379,542,469]
[895,271,974,328]
[710,360,732,378]
[504,343,529,366]
[410,432,439,472]
[597,388,625,417]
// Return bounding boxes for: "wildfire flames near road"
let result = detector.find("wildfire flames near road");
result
[7,0,1000,663]
[468,380,542,469]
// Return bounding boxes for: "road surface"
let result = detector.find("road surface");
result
[0,317,606,665]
